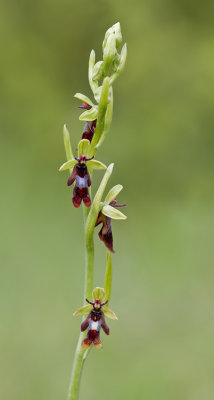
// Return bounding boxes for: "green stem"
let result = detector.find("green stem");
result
[84,188,94,301]
[67,333,86,400]
[67,208,94,400]
[104,251,112,302]
[84,230,94,300]
[67,243,93,400]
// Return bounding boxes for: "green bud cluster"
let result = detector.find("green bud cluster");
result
[89,22,127,102]
[74,22,127,154]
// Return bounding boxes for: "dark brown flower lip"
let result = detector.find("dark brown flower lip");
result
[67,157,93,208]
[82,120,97,143]
[94,199,127,252]
[95,213,115,253]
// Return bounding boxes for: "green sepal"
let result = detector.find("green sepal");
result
[78,139,90,157]
[104,251,112,302]
[59,159,77,172]
[63,125,74,168]
[92,61,103,81]
[102,204,127,220]
[86,159,107,170]
[74,93,93,107]
[102,305,118,320]
[92,287,105,302]
[104,184,123,205]
[73,304,93,317]
[88,49,98,94]
[79,106,98,121]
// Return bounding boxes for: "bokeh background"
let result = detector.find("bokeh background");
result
[1,1,214,399]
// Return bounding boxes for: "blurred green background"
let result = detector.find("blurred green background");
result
[1,0,214,399]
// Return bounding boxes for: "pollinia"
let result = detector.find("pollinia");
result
[59,23,127,400]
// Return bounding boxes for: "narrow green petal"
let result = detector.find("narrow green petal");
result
[86,159,107,170]
[74,93,93,107]
[92,287,105,302]
[104,251,112,302]
[102,205,127,220]
[79,106,98,122]
[102,306,118,320]
[73,304,93,317]
[78,139,90,157]
[104,184,123,205]
[59,159,77,172]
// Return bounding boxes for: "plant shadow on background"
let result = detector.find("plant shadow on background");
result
[0,1,214,400]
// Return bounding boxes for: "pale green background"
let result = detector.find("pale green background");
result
[1,1,214,399]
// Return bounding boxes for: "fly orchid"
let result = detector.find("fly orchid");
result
[73,287,117,349]
[60,23,127,400]
[59,138,107,207]
[95,184,127,252]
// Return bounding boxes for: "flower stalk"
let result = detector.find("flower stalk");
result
[60,22,127,400]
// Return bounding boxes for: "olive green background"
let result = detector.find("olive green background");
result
[1,1,214,399]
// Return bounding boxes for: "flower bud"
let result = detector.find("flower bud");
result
[102,27,113,51]
[112,52,121,72]
[102,22,122,51]
[113,22,122,48]
[103,33,117,75]
[92,61,104,81]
